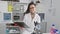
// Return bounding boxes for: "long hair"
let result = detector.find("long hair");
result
[24,2,36,15]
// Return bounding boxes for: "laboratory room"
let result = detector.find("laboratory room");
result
[0,0,60,34]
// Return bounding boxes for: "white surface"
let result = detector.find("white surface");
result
[0,12,3,23]
[43,33,50,34]
[0,1,8,23]
[0,23,6,34]
[0,1,8,13]
[9,30,20,33]
[19,0,31,3]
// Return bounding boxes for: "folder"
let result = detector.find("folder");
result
[14,22,29,28]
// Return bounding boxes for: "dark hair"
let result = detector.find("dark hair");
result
[24,2,36,15]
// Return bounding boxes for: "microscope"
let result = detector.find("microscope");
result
[32,21,41,34]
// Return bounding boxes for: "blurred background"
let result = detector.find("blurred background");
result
[0,0,60,34]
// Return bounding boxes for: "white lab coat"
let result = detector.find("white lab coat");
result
[22,13,41,34]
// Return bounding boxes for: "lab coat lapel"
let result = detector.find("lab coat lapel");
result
[29,13,35,27]
[29,13,36,22]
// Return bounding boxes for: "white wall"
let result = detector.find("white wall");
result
[0,23,6,34]
[0,1,8,13]
[0,1,13,23]
[36,0,60,32]
[0,1,8,23]
[46,0,60,32]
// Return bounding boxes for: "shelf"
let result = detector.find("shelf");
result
[6,26,19,28]
[6,26,21,34]
[13,21,24,22]
[9,31,20,34]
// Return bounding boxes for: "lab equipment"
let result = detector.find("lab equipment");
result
[32,21,41,34]
[6,26,20,34]
[35,23,41,34]
[13,15,20,20]
[50,24,59,34]
[6,28,9,34]
[50,24,56,34]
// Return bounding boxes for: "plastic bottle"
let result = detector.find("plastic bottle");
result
[6,28,9,34]
[50,24,56,34]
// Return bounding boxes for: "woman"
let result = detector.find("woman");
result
[22,2,41,34]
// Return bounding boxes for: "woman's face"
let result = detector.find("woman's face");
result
[29,4,36,14]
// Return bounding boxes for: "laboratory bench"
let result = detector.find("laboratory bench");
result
[5,21,47,34]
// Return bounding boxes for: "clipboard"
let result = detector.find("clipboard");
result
[14,22,29,28]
